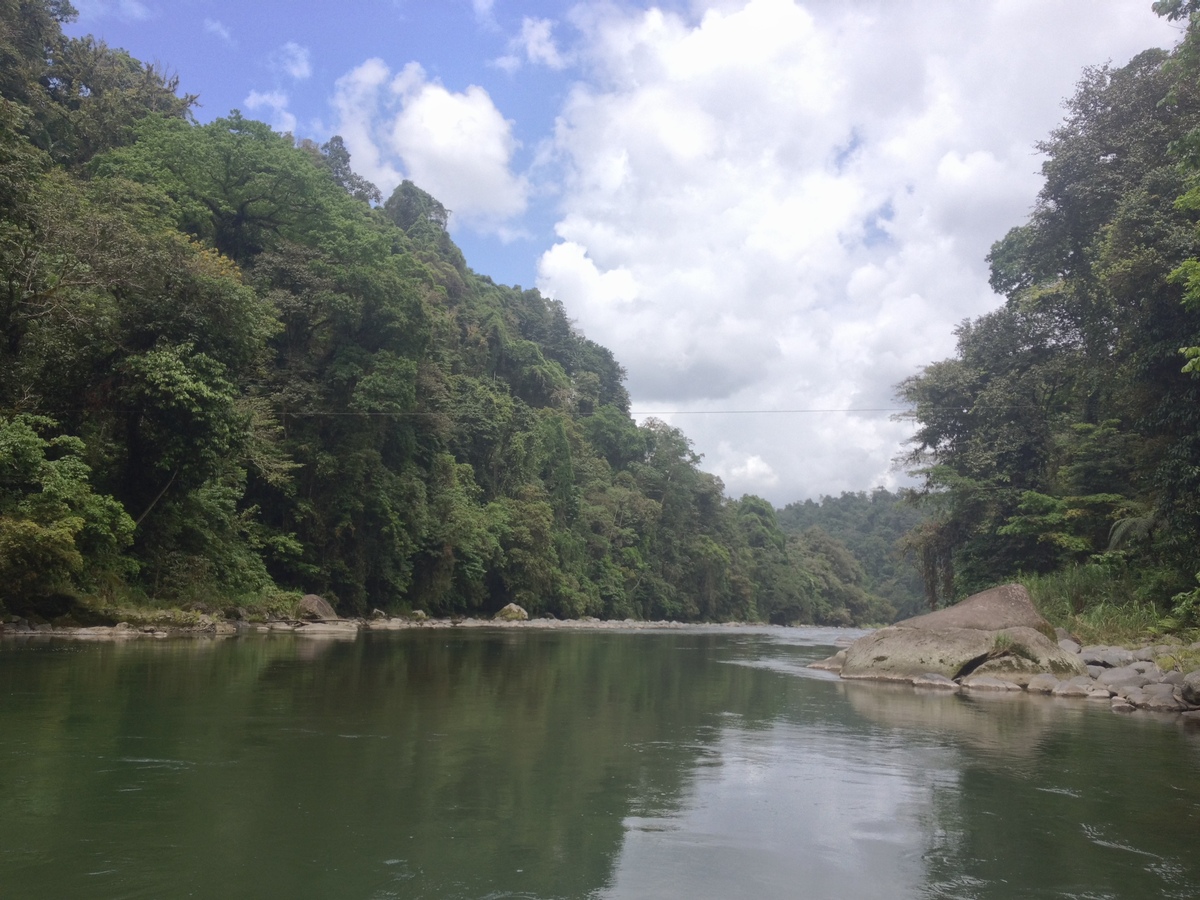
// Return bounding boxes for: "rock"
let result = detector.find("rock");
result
[1094,666,1151,689]
[809,649,847,672]
[1026,674,1061,694]
[1163,670,1185,686]
[1080,645,1135,668]
[1129,682,1186,712]
[1181,710,1200,723]
[1086,665,1104,679]
[297,594,338,621]
[1133,646,1158,662]
[1052,676,1094,698]
[294,620,358,639]
[1058,639,1082,654]
[960,675,1022,692]
[841,624,1083,685]
[893,583,1055,633]
[839,584,1085,686]
[1182,671,1200,707]
[370,608,387,620]
[911,672,959,690]
[1111,698,1136,713]
[1129,660,1159,674]
[494,603,529,622]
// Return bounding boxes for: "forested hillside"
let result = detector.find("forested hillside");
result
[899,1,1200,629]
[0,0,890,625]
[778,490,927,621]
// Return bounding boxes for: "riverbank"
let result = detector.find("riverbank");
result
[8,608,1198,722]
[0,611,766,641]
[813,635,1200,720]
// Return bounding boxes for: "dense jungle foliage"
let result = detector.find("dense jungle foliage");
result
[0,0,898,624]
[778,489,926,621]
[899,2,1200,629]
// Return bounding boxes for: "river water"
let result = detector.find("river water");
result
[1,626,1198,899]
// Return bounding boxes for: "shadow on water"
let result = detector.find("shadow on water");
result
[1,629,1198,899]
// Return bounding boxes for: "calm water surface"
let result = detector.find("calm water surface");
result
[1,627,1198,899]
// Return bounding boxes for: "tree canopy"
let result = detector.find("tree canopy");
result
[0,0,885,626]
[897,11,1200,625]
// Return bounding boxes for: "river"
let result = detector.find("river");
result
[1,626,1198,899]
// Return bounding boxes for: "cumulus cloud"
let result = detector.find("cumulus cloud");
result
[244,90,296,135]
[203,18,234,46]
[273,42,312,80]
[332,59,528,230]
[535,0,1178,503]
[496,17,568,72]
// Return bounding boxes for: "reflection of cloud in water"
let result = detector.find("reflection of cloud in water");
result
[601,720,959,900]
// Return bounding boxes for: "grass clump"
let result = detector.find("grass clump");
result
[1021,564,1182,646]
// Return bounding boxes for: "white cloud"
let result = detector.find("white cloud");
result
[496,17,568,71]
[244,90,296,135]
[535,0,1179,503]
[203,18,234,46]
[332,59,528,231]
[331,59,405,192]
[273,42,312,80]
[717,451,780,492]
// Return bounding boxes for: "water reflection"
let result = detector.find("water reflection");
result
[602,719,951,899]
[0,628,1198,900]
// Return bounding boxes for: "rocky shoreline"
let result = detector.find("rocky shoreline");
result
[814,636,1200,717]
[810,582,1200,722]
[0,609,720,641]
[6,594,1199,722]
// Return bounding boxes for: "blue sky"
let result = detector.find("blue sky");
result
[67,0,586,287]
[66,1,1182,504]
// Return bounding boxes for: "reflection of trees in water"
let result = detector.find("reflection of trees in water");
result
[0,631,800,898]
[8,635,1199,899]
[844,682,1200,899]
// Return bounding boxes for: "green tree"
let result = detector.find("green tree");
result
[0,415,133,611]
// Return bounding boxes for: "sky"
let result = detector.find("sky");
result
[65,1,1184,506]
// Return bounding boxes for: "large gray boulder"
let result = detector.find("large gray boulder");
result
[297,594,338,621]
[893,583,1052,633]
[839,584,1087,686]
